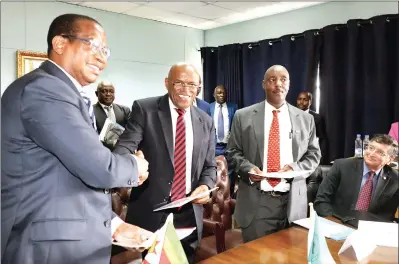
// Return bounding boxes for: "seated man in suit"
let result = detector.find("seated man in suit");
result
[297,91,329,164]
[210,85,237,195]
[193,85,210,114]
[93,81,131,134]
[314,134,399,221]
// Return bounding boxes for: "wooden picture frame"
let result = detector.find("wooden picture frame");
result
[17,50,48,78]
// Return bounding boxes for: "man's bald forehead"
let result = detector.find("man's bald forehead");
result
[264,65,289,79]
[168,63,200,79]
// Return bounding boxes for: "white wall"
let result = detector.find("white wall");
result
[205,1,398,46]
[1,1,204,107]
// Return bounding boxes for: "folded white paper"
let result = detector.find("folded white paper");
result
[249,170,313,179]
[153,187,218,212]
[294,217,355,240]
[338,230,377,261]
[357,220,398,248]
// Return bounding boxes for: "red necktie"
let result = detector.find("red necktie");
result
[355,171,375,210]
[170,109,186,201]
[267,110,281,187]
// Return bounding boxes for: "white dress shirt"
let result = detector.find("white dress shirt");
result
[48,60,123,238]
[169,98,194,194]
[261,101,293,192]
[213,102,230,143]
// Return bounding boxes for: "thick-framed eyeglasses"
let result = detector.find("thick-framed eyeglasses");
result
[365,144,389,158]
[171,80,199,91]
[267,77,289,84]
[61,35,111,60]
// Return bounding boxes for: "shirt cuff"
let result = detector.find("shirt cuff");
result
[111,216,125,240]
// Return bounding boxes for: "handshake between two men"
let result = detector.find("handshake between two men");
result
[112,150,211,251]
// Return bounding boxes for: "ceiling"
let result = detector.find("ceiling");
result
[60,1,325,30]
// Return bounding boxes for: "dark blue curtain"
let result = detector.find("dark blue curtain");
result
[241,30,321,107]
[319,14,399,160]
[200,44,243,107]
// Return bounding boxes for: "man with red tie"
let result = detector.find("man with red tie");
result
[226,65,321,242]
[113,63,216,263]
[314,134,398,221]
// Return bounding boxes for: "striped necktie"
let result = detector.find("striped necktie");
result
[170,108,186,201]
[80,91,97,130]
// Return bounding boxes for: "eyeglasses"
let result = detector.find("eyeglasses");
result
[365,145,389,158]
[267,77,289,84]
[61,35,111,60]
[172,81,199,91]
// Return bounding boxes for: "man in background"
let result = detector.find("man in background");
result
[93,81,131,134]
[113,63,217,263]
[297,91,329,164]
[1,13,150,264]
[315,134,398,222]
[209,85,238,195]
[227,65,321,242]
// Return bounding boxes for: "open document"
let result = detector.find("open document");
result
[99,118,125,146]
[249,170,314,179]
[154,187,218,212]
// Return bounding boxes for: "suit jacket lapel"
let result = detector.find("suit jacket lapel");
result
[209,102,215,118]
[370,167,392,210]
[252,102,265,167]
[287,104,300,161]
[93,103,106,124]
[191,108,204,179]
[112,104,123,123]
[158,95,174,165]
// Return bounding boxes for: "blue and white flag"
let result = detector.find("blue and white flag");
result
[308,203,336,264]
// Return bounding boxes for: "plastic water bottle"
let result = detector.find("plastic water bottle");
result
[363,135,370,155]
[354,134,363,157]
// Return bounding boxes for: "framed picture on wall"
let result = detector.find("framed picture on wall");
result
[17,50,48,78]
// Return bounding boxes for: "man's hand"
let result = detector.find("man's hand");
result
[113,222,154,251]
[190,185,211,204]
[248,167,264,182]
[132,151,149,186]
[278,165,293,172]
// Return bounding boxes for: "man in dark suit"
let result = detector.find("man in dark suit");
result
[209,85,238,195]
[1,14,151,264]
[113,63,217,263]
[297,91,329,164]
[93,81,131,134]
[315,134,399,221]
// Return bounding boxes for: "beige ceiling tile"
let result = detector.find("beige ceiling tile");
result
[146,2,208,13]
[80,2,141,13]
[182,4,238,20]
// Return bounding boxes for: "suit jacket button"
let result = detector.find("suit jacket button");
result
[164,197,168,202]
[168,181,172,185]
[104,220,111,227]
[104,189,110,194]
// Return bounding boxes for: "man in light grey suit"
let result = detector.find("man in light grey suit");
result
[227,65,321,242]
[1,14,151,264]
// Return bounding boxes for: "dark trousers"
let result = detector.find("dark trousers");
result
[241,192,289,243]
[142,202,198,264]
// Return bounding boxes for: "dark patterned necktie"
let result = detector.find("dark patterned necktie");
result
[80,91,96,130]
[170,109,186,201]
[355,171,375,210]
[217,104,224,141]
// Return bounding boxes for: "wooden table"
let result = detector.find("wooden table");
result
[198,224,397,264]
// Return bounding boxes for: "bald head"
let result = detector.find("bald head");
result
[165,63,200,110]
[96,80,115,106]
[262,64,290,108]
